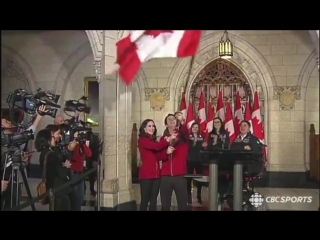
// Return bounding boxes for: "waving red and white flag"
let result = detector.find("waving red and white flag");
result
[225,101,235,142]
[233,90,243,135]
[197,90,207,133]
[215,90,225,122]
[113,30,202,85]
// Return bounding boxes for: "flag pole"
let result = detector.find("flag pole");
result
[183,56,195,94]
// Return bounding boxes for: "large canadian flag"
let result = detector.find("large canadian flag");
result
[215,90,225,121]
[224,102,235,142]
[179,92,187,120]
[251,91,267,162]
[186,102,195,130]
[114,30,202,85]
[197,90,207,133]
[205,101,214,142]
[233,90,243,135]
[244,100,253,133]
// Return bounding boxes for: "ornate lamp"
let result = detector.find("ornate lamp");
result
[219,30,233,59]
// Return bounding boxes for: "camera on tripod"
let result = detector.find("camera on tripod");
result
[6,89,61,118]
[1,129,34,148]
[64,96,91,114]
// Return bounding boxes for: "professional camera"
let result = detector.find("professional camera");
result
[1,129,34,147]
[6,89,61,119]
[60,122,92,145]
[64,96,91,114]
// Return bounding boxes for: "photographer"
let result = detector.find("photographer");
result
[68,129,92,211]
[35,126,73,211]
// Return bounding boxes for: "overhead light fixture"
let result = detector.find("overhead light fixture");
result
[219,30,233,59]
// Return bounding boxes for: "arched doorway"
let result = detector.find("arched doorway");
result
[189,58,265,125]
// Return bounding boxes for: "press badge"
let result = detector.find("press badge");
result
[86,140,90,147]
[83,160,86,168]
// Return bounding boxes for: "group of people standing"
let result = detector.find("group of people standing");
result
[34,115,100,211]
[138,111,262,211]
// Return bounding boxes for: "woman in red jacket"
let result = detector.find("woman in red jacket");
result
[158,113,189,211]
[138,119,174,211]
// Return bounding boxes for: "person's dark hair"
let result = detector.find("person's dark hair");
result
[45,124,61,133]
[163,114,187,143]
[139,119,157,141]
[59,123,69,133]
[164,114,175,126]
[34,129,52,152]
[211,117,227,134]
[190,122,200,135]
[240,120,251,128]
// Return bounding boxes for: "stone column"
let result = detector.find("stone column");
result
[97,31,136,211]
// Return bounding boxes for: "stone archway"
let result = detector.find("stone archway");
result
[190,58,260,120]
[54,41,93,105]
[85,30,103,61]
[1,45,37,93]
[298,49,318,91]
[168,32,275,147]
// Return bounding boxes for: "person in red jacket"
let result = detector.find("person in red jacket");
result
[138,119,175,211]
[68,131,92,211]
[157,113,189,211]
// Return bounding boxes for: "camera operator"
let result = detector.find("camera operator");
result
[55,113,92,210]
[1,105,48,209]
[68,128,92,211]
[54,115,65,125]
[36,126,73,210]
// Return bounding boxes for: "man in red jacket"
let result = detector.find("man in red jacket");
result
[158,113,189,211]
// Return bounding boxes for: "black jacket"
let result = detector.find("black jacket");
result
[39,148,73,197]
[187,133,204,162]
[207,130,230,150]
[230,132,262,158]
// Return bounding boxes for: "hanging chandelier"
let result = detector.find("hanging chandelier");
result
[219,30,233,59]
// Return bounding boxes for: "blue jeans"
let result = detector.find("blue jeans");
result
[71,176,85,211]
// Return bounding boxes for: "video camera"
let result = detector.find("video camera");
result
[64,96,91,114]
[1,128,34,148]
[60,122,92,145]
[6,88,61,119]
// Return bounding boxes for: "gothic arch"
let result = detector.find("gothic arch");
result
[298,49,318,95]
[85,30,103,61]
[134,69,148,89]
[54,41,93,106]
[168,32,276,147]
[308,30,319,55]
[190,59,255,116]
[168,33,276,104]
[1,45,37,92]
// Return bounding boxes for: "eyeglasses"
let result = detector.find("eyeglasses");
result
[214,121,221,124]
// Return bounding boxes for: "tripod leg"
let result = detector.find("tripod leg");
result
[21,168,36,211]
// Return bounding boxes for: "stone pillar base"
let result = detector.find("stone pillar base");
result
[98,186,137,211]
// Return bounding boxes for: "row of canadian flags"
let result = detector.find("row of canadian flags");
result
[180,90,267,163]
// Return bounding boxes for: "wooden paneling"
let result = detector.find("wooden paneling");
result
[309,124,319,182]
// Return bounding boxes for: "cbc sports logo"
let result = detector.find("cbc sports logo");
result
[249,193,312,207]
